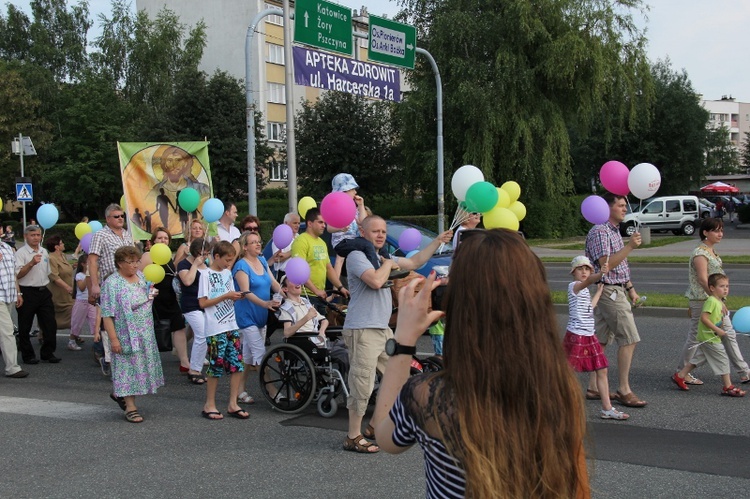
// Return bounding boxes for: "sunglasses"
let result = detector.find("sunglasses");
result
[244,226,259,232]
[110,214,125,219]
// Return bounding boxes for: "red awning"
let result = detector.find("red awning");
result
[700,181,739,194]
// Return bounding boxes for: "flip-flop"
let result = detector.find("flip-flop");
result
[227,409,250,419]
[201,411,223,420]
[110,393,126,411]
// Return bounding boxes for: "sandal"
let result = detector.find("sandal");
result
[685,373,704,385]
[721,385,746,397]
[363,424,376,441]
[110,393,126,411]
[740,372,750,384]
[237,392,255,404]
[125,410,143,423]
[227,409,250,419]
[614,390,648,407]
[600,408,630,420]
[201,411,223,420]
[343,434,379,453]
[187,373,206,385]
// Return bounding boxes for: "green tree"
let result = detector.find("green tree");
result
[739,131,750,171]
[705,124,740,175]
[295,91,398,200]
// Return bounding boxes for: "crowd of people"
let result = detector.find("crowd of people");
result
[3,179,750,497]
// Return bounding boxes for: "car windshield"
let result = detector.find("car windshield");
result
[386,222,453,255]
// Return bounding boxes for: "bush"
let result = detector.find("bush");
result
[522,195,590,239]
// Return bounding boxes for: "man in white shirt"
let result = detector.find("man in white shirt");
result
[217,202,240,242]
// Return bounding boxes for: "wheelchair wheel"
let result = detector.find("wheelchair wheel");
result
[259,343,317,414]
[317,393,338,418]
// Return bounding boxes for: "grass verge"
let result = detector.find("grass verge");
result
[551,291,748,310]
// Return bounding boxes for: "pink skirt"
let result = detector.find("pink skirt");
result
[563,331,608,372]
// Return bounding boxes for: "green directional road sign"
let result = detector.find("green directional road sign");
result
[294,0,352,56]
[368,15,416,69]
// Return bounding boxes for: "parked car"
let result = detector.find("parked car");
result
[699,198,715,218]
[620,195,700,236]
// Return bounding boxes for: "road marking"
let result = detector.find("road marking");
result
[0,396,112,420]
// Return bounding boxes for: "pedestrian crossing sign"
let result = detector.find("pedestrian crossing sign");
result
[16,183,33,202]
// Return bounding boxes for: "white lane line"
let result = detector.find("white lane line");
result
[0,396,113,420]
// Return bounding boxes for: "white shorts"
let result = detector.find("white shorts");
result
[239,325,266,365]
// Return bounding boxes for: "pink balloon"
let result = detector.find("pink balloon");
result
[581,195,610,225]
[398,228,422,252]
[599,161,630,196]
[80,233,93,253]
[320,192,357,229]
[285,257,311,286]
[272,224,294,249]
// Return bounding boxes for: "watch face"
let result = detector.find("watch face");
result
[385,338,396,356]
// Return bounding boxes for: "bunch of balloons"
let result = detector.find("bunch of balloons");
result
[142,242,170,284]
[450,165,527,231]
[580,160,662,225]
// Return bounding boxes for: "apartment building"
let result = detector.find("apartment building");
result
[701,96,750,149]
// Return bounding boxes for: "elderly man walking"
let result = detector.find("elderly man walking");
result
[16,225,59,364]
[0,237,28,377]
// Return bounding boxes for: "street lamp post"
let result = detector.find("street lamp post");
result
[11,133,36,230]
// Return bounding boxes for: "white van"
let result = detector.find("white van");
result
[620,195,700,236]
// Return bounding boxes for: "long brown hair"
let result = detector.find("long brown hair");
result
[440,229,588,498]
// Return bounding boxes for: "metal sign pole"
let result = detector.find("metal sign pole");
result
[18,133,26,230]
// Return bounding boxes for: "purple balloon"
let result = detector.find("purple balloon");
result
[272,224,294,250]
[285,257,311,286]
[398,228,422,252]
[581,195,610,225]
[80,233,93,253]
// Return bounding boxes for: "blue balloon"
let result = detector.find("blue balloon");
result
[88,220,103,233]
[406,250,427,270]
[202,198,225,223]
[733,307,750,334]
[36,204,59,229]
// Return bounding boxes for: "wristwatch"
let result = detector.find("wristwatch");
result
[385,338,416,357]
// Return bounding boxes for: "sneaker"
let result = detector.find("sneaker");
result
[671,373,689,391]
[600,408,629,420]
[100,358,111,376]
[67,340,82,351]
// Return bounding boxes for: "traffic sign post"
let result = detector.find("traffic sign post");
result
[294,0,352,56]
[368,15,416,69]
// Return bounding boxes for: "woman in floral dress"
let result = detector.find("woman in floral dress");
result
[101,245,164,423]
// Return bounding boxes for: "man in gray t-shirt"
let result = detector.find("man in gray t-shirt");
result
[342,216,451,454]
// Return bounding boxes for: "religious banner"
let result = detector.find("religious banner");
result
[118,142,213,240]
[293,46,401,102]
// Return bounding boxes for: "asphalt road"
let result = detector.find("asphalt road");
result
[2,312,750,498]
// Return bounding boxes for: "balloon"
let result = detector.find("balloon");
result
[285,257,311,286]
[451,165,484,201]
[599,160,630,196]
[0,198,3,211]
[143,264,166,284]
[75,222,92,240]
[500,181,521,203]
[406,250,427,270]
[398,228,422,252]
[298,196,317,218]
[202,198,225,223]
[508,201,527,221]
[88,220,103,233]
[483,206,519,231]
[628,163,661,200]
[272,224,294,249]
[150,243,171,265]
[178,188,200,212]
[320,192,357,229]
[495,188,510,208]
[733,307,750,334]
[80,233,93,253]
[581,195,610,225]
[465,181,499,213]
[36,204,59,229]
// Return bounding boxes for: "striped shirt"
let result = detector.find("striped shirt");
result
[390,376,466,498]
[0,242,18,303]
[585,221,630,284]
[566,282,595,336]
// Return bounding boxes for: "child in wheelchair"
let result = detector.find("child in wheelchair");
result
[276,276,329,344]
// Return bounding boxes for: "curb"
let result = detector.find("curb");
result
[554,303,687,319]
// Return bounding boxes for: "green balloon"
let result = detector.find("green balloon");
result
[464,181,499,213]
[178,188,200,212]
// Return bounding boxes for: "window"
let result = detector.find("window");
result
[683,200,697,213]
[268,82,286,104]
[266,122,286,142]
[666,200,680,213]
[642,201,662,214]
[265,3,283,25]
[269,159,287,181]
[267,43,284,65]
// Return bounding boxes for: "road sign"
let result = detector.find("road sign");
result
[16,182,33,202]
[368,15,416,69]
[294,0,352,56]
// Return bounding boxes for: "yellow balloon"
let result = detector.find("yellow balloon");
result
[143,263,166,284]
[483,206,519,231]
[150,243,172,265]
[500,181,521,203]
[0,198,3,211]
[75,222,92,240]
[298,196,317,218]
[495,187,510,209]
[508,201,527,221]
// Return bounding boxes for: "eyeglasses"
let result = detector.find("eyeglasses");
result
[123,260,140,266]
[470,212,481,216]
[244,226,259,232]
[110,214,125,219]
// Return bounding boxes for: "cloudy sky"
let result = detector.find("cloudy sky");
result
[12,0,750,101]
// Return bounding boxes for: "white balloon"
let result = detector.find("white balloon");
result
[627,163,661,200]
[451,165,485,201]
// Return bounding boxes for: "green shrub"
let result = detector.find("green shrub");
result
[522,195,590,239]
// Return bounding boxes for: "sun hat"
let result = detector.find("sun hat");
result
[570,255,594,274]
[331,173,359,192]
